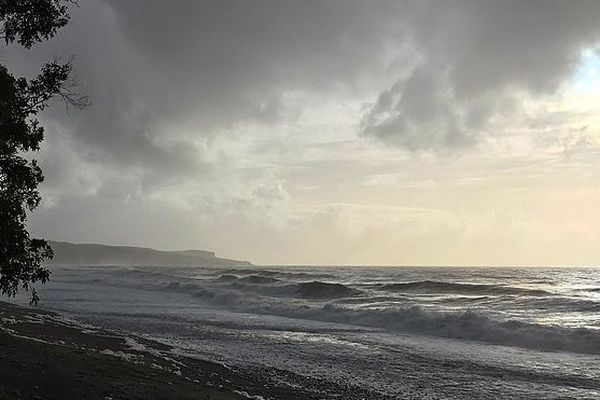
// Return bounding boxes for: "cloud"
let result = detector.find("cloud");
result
[3,0,402,188]
[4,0,600,263]
[361,0,600,150]
[8,0,599,178]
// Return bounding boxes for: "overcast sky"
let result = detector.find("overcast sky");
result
[4,0,600,265]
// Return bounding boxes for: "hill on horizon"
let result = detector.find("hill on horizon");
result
[47,241,251,267]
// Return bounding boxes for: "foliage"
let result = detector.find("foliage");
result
[0,0,84,304]
[0,0,71,48]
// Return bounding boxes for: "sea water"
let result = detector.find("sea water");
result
[13,265,600,399]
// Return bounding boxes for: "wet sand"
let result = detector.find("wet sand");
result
[0,302,250,400]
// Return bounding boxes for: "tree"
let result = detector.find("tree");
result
[1,0,85,304]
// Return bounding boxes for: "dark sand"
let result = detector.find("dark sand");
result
[0,302,249,400]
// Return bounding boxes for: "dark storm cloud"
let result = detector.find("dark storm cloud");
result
[7,0,599,171]
[362,0,600,150]
[4,0,406,189]
[99,0,403,143]
[3,1,207,184]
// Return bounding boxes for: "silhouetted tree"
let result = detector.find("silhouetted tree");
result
[1,0,86,304]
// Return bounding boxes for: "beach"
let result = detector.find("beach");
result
[0,302,250,400]
[0,300,392,400]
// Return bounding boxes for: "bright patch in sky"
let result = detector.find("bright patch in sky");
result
[573,49,600,91]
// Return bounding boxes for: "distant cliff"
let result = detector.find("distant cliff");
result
[47,241,251,266]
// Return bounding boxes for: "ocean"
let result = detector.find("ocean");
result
[13,265,600,399]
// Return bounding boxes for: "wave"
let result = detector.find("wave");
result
[215,274,239,282]
[310,305,600,355]
[216,268,338,281]
[579,287,600,293]
[274,271,339,280]
[180,286,600,355]
[294,281,359,299]
[163,279,360,300]
[149,280,600,355]
[214,274,280,284]
[238,275,280,284]
[219,268,280,277]
[380,280,550,296]
[512,296,600,312]
[51,267,600,355]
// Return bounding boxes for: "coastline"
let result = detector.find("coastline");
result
[0,301,248,400]
[0,301,393,400]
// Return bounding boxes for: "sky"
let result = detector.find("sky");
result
[3,0,600,266]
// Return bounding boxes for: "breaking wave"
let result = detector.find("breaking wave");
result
[165,279,360,300]
[189,288,600,354]
[146,279,600,355]
[52,265,600,356]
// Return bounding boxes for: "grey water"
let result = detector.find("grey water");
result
[14,265,600,399]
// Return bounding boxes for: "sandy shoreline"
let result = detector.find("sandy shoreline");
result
[0,301,325,400]
[0,301,395,400]
[0,302,250,400]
